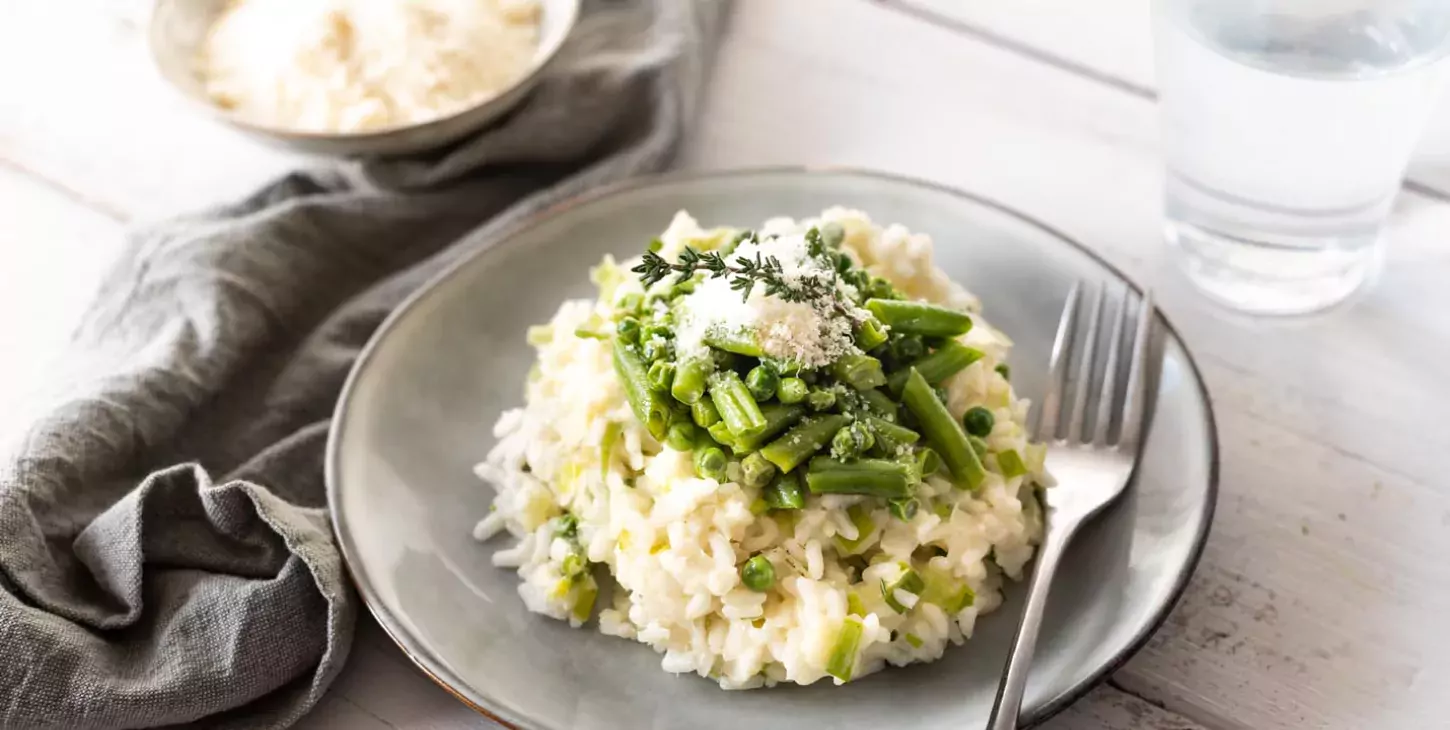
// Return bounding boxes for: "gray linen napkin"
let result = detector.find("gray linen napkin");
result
[0,1,726,727]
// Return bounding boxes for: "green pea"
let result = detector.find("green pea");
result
[745,365,780,402]
[616,317,641,344]
[741,555,776,592]
[666,421,697,451]
[962,406,995,438]
[830,421,875,461]
[694,445,728,481]
[777,377,809,404]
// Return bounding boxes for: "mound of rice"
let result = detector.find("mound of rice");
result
[473,208,1046,689]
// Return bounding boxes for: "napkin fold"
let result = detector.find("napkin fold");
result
[0,1,726,727]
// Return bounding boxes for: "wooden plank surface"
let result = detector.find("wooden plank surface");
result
[4,0,1450,729]
[890,0,1450,192]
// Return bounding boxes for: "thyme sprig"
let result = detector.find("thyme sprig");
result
[631,229,851,315]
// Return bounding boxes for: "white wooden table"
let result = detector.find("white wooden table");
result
[5,2,1450,728]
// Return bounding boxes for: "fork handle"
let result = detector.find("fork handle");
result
[985,520,1078,730]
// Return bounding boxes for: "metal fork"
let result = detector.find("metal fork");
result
[986,283,1156,730]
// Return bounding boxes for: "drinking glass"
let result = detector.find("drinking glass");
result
[1153,0,1450,315]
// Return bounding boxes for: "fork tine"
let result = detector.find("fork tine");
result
[1034,282,1081,442]
[1066,283,1104,444]
[1116,291,1156,450]
[1093,287,1129,447]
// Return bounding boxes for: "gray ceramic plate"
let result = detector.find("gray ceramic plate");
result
[327,168,1218,729]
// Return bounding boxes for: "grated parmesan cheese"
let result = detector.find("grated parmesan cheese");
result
[200,0,542,133]
[675,231,861,368]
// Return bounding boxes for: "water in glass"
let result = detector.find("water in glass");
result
[1154,0,1450,314]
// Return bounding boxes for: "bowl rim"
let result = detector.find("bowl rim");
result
[145,0,581,143]
[324,166,1220,730]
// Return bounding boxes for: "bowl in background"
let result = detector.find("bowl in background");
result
[147,0,579,157]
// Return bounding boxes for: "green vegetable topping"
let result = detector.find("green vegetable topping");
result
[694,445,728,481]
[962,406,995,437]
[820,222,846,248]
[671,357,713,405]
[733,404,806,451]
[855,317,890,351]
[995,363,1011,380]
[647,360,676,392]
[741,452,778,488]
[969,435,989,458]
[806,388,837,412]
[777,376,809,404]
[806,458,913,499]
[864,299,974,338]
[830,420,876,461]
[709,370,768,440]
[612,339,670,440]
[615,317,641,343]
[763,471,806,510]
[741,555,776,592]
[761,415,851,473]
[745,364,780,401]
[886,341,985,393]
[666,420,697,451]
[830,353,888,391]
[691,396,722,428]
[916,447,941,477]
[901,368,985,490]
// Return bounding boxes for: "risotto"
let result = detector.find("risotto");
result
[473,208,1047,689]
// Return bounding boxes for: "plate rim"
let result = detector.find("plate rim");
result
[325,165,1220,730]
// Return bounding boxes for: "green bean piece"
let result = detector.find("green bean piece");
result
[962,406,995,437]
[995,363,1011,380]
[804,458,913,498]
[763,471,806,510]
[806,388,837,412]
[691,396,722,428]
[826,617,865,682]
[615,317,641,344]
[855,317,889,351]
[830,353,887,391]
[864,299,974,338]
[733,404,806,451]
[886,341,985,393]
[694,445,728,481]
[968,435,989,458]
[745,365,780,402]
[865,416,920,455]
[741,555,776,592]
[778,377,809,404]
[901,368,985,490]
[830,421,876,461]
[740,452,777,488]
[612,339,671,440]
[916,447,941,476]
[708,370,768,439]
[647,361,676,393]
[888,497,919,522]
[760,414,851,473]
[665,421,697,451]
[821,222,846,248]
[860,388,897,420]
[707,422,737,451]
[703,328,764,357]
[996,449,1028,478]
[672,357,713,405]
